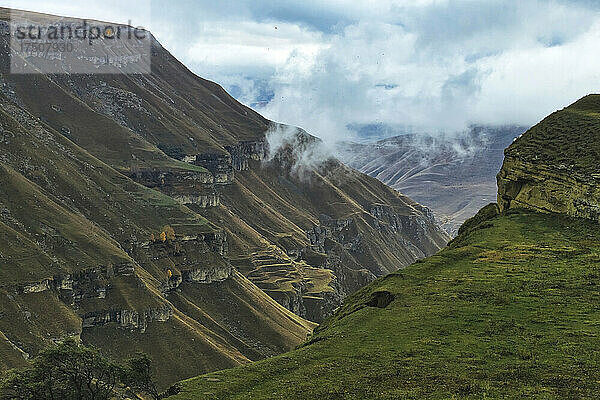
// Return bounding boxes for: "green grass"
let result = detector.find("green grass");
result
[0,164,132,283]
[507,94,600,175]
[169,206,600,399]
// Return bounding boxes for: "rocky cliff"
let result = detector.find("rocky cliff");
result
[498,95,600,220]
[0,9,314,388]
[201,151,449,322]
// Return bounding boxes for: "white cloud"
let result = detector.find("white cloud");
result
[3,0,600,142]
[472,22,600,125]
[185,20,324,70]
[264,124,334,180]
[258,1,600,141]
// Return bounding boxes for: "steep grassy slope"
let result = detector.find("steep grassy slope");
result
[0,8,449,325]
[168,206,600,399]
[504,95,600,175]
[82,271,313,387]
[169,96,600,398]
[0,7,448,389]
[0,90,314,388]
[0,10,315,386]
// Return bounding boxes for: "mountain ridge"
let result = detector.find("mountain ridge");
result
[0,8,448,389]
[338,125,527,235]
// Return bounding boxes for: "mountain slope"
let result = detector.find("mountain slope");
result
[339,126,526,235]
[167,97,600,399]
[0,8,449,325]
[0,79,314,388]
[0,8,448,389]
[168,207,600,400]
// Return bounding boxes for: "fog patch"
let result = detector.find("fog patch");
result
[264,124,335,180]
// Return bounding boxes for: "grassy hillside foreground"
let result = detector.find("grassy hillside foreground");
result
[169,205,600,399]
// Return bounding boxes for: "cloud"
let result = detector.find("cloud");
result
[471,22,600,126]
[185,20,324,72]
[258,1,600,141]
[264,124,335,180]
[4,0,600,143]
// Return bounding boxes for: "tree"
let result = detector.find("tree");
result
[159,231,167,242]
[121,353,160,400]
[0,340,120,400]
[0,341,159,400]
[163,226,176,241]
[0,368,47,400]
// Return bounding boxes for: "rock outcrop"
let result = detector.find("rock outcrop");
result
[0,8,449,388]
[128,168,220,208]
[307,215,361,254]
[195,153,235,184]
[134,229,232,294]
[172,191,220,207]
[498,157,600,220]
[194,139,266,180]
[15,263,135,304]
[81,306,173,332]
[497,95,600,221]
[129,140,266,208]
[129,168,214,187]
[182,265,233,283]
[225,140,267,171]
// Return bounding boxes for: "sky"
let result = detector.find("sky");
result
[3,0,600,142]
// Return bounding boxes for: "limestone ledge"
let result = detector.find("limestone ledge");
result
[81,306,173,332]
[225,140,267,171]
[193,139,266,183]
[173,192,220,207]
[127,140,266,208]
[306,214,362,254]
[194,153,234,184]
[139,229,228,257]
[129,168,214,187]
[266,287,307,318]
[497,156,600,221]
[161,264,234,293]
[16,263,135,304]
[137,230,233,293]
[128,168,221,209]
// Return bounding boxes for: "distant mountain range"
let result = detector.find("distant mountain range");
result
[337,125,528,235]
